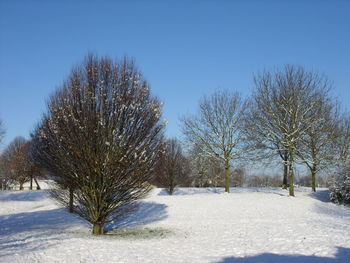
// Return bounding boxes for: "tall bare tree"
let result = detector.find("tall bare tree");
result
[248,66,325,196]
[31,54,165,235]
[244,99,290,189]
[296,90,338,192]
[181,90,246,193]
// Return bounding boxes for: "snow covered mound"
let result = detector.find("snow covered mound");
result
[0,187,350,263]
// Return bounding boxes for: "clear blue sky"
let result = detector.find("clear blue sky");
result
[1,0,349,149]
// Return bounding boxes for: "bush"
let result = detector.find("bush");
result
[329,165,350,205]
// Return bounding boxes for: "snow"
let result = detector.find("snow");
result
[1,187,350,263]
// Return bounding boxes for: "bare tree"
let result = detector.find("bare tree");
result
[188,145,211,187]
[181,90,246,192]
[31,54,165,235]
[248,66,325,196]
[231,167,246,187]
[1,137,30,190]
[244,100,290,189]
[0,138,44,191]
[296,89,338,192]
[155,138,191,194]
[207,157,225,187]
[0,152,12,190]
[187,145,225,187]
[24,141,43,190]
[334,113,350,165]
[246,173,282,187]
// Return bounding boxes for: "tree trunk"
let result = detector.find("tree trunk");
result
[169,183,174,195]
[34,178,41,190]
[282,162,288,189]
[224,159,230,193]
[30,176,33,190]
[92,222,104,235]
[198,172,203,187]
[19,183,24,190]
[69,187,74,213]
[311,164,317,192]
[168,172,174,195]
[288,153,295,197]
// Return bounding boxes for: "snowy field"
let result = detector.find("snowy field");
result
[0,187,350,263]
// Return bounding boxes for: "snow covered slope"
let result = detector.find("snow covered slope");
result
[0,188,349,263]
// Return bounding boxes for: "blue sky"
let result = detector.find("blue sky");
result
[0,0,350,148]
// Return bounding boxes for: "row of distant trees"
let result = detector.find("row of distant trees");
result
[0,136,43,190]
[153,137,332,195]
[0,134,328,193]
[179,66,349,197]
[1,54,349,234]
[131,65,349,196]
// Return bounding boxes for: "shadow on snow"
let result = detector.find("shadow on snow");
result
[0,190,49,202]
[308,189,330,203]
[308,190,350,219]
[216,247,350,263]
[0,207,84,258]
[0,199,168,257]
[106,201,168,231]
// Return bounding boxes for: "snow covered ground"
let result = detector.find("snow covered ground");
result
[0,187,350,263]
